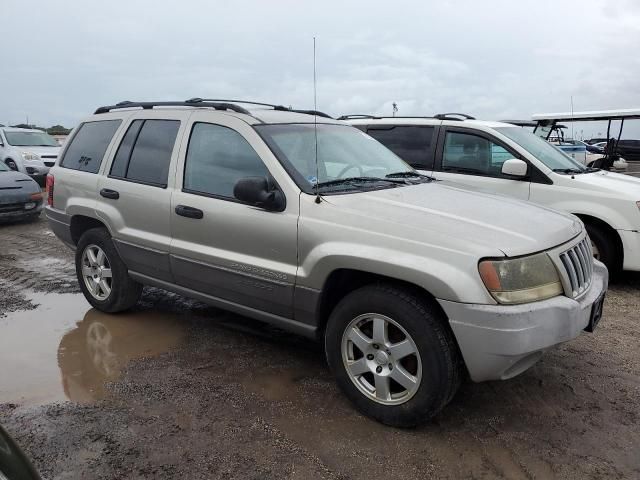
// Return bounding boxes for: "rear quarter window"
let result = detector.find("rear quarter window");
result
[60,120,122,173]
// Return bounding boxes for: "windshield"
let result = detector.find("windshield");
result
[0,162,8,172]
[4,131,59,147]
[496,127,587,172]
[256,124,417,193]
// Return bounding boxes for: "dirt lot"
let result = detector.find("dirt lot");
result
[0,216,639,479]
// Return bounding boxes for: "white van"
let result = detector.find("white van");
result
[343,113,640,274]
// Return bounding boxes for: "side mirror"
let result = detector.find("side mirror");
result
[501,158,528,177]
[233,177,285,212]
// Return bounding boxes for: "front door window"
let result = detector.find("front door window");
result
[442,131,514,177]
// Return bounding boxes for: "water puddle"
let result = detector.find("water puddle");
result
[0,291,186,406]
[240,369,311,402]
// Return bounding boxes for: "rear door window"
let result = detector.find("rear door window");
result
[60,120,122,173]
[366,126,435,168]
[109,119,180,187]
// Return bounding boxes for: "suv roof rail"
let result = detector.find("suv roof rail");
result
[337,114,381,120]
[95,98,334,120]
[433,112,476,120]
[189,98,284,109]
[192,98,333,119]
[94,100,252,115]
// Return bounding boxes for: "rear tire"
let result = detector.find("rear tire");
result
[325,284,462,427]
[76,227,142,313]
[585,223,619,275]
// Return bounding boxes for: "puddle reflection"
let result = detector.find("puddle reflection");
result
[57,308,185,403]
[0,292,185,406]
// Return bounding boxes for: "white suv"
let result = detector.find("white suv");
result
[0,127,61,181]
[343,114,640,274]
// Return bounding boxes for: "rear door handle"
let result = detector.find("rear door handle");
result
[100,188,119,200]
[175,205,203,219]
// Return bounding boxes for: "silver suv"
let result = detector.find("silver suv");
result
[46,99,608,426]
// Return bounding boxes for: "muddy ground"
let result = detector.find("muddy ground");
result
[0,216,638,479]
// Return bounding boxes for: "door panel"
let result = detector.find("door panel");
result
[170,114,299,318]
[95,111,190,282]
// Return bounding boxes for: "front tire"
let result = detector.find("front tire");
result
[76,228,142,312]
[325,284,462,427]
[585,223,619,275]
[5,159,18,171]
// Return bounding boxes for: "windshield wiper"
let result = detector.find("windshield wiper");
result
[552,168,586,174]
[385,171,432,181]
[315,177,405,189]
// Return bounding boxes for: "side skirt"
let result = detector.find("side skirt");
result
[128,271,317,339]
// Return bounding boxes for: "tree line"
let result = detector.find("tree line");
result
[4,123,72,135]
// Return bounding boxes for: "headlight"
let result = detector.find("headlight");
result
[21,151,40,161]
[479,252,563,304]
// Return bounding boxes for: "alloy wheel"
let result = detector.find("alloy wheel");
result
[81,244,113,301]
[341,313,422,405]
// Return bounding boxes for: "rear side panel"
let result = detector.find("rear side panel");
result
[48,114,128,245]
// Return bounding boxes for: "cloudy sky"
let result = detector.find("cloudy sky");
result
[2,0,640,137]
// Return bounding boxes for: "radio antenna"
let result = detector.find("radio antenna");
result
[313,36,321,204]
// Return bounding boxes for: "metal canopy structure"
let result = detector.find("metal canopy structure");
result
[532,108,640,122]
[531,108,640,169]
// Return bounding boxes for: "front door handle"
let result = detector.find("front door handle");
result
[100,188,119,200]
[175,205,203,219]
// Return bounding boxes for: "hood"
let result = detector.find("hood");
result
[561,170,640,198]
[0,171,40,204]
[325,182,582,257]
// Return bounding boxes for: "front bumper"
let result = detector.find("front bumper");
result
[438,260,608,382]
[22,159,50,177]
[0,201,43,220]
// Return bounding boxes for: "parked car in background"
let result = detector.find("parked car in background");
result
[0,161,43,222]
[46,99,607,426]
[343,113,640,274]
[0,127,60,183]
[550,138,627,172]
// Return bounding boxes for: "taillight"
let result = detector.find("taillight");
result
[46,174,54,207]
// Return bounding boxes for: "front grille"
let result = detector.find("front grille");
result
[0,203,24,213]
[44,161,55,167]
[559,237,593,297]
[41,155,57,159]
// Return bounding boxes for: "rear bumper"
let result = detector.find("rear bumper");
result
[438,261,608,382]
[619,229,640,271]
[45,206,74,248]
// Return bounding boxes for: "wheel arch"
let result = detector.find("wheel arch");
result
[70,215,110,246]
[314,268,453,343]
[573,213,623,267]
